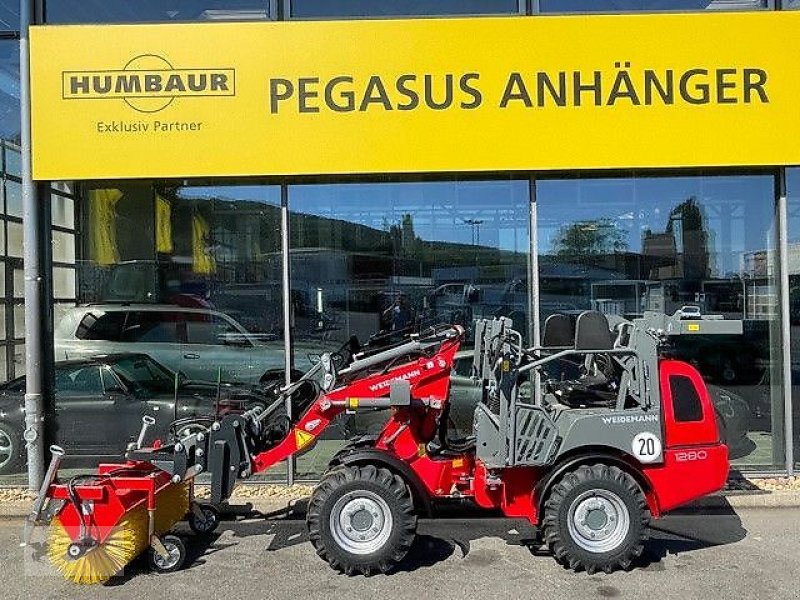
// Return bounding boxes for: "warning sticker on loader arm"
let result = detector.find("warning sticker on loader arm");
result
[295,429,315,450]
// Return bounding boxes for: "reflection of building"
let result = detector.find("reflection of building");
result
[642,198,711,281]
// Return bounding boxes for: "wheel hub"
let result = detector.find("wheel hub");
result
[330,491,393,555]
[567,490,630,553]
[349,507,375,532]
[153,542,181,570]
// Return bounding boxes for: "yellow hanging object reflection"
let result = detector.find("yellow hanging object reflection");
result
[48,482,190,584]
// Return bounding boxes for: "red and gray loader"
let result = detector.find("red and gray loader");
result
[22,308,740,582]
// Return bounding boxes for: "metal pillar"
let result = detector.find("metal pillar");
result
[281,184,295,485]
[777,169,795,476]
[528,177,540,346]
[20,0,51,490]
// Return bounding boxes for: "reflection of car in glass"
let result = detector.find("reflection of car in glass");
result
[0,353,268,474]
[54,304,285,384]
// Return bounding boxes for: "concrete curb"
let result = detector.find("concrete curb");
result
[2,490,799,519]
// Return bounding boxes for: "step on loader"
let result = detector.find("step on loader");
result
[22,309,740,582]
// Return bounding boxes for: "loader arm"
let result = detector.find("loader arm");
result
[127,325,464,503]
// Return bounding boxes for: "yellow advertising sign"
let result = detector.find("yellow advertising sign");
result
[30,12,800,180]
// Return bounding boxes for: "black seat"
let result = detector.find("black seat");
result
[542,313,574,348]
[574,311,614,351]
[548,311,617,408]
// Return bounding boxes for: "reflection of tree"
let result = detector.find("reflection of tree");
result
[552,218,628,257]
[388,213,420,257]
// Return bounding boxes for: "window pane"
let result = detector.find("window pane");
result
[291,0,520,18]
[53,266,76,299]
[51,181,75,196]
[670,375,703,422]
[56,365,103,394]
[53,230,76,263]
[75,311,126,341]
[125,311,182,343]
[0,0,18,30]
[13,268,22,298]
[5,178,21,217]
[4,143,20,177]
[12,302,22,338]
[538,0,765,12]
[7,220,21,257]
[0,346,7,383]
[52,194,75,229]
[289,179,530,478]
[787,0,800,8]
[11,341,22,378]
[46,1,272,23]
[538,174,782,469]
[0,41,19,145]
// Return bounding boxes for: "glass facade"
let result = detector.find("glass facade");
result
[538,174,784,468]
[45,1,274,23]
[0,2,796,483]
[288,180,529,476]
[538,0,767,12]
[289,0,521,18]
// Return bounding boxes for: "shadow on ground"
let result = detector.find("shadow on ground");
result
[174,495,747,576]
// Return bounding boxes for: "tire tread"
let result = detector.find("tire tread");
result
[307,464,416,576]
[542,463,650,574]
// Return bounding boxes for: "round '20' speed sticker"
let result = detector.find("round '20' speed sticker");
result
[632,432,662,463]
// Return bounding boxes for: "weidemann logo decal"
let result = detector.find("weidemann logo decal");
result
[62,54,235,114]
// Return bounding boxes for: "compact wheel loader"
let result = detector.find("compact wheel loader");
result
[22,309,741,582]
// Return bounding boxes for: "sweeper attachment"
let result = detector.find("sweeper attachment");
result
[46,467,190,583]
[26,309,741,581]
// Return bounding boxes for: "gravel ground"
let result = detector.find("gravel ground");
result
[3,477,798,506]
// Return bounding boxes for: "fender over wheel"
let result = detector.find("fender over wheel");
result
[542,463,650,574]
[307,464,417,576]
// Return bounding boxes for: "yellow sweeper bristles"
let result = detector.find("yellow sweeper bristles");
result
[49,482,190,585]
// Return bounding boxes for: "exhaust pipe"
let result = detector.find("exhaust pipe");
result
[20,445,65,547]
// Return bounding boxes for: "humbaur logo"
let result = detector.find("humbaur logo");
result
[62,54,235,113]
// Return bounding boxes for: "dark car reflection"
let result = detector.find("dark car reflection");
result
[0,353,269,474]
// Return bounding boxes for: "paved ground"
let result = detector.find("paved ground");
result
[3,502,799,600]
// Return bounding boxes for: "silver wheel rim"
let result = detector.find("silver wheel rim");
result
[153,541,181,570]
[0,429,14,470]
[567,489,631,554]
[329,490,393,555]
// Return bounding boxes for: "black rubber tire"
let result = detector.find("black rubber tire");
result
[148,535,187,573]
[0,422,24,476]
[188,504,220,535]
[542,463,650,574]
[307,464,417,576]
